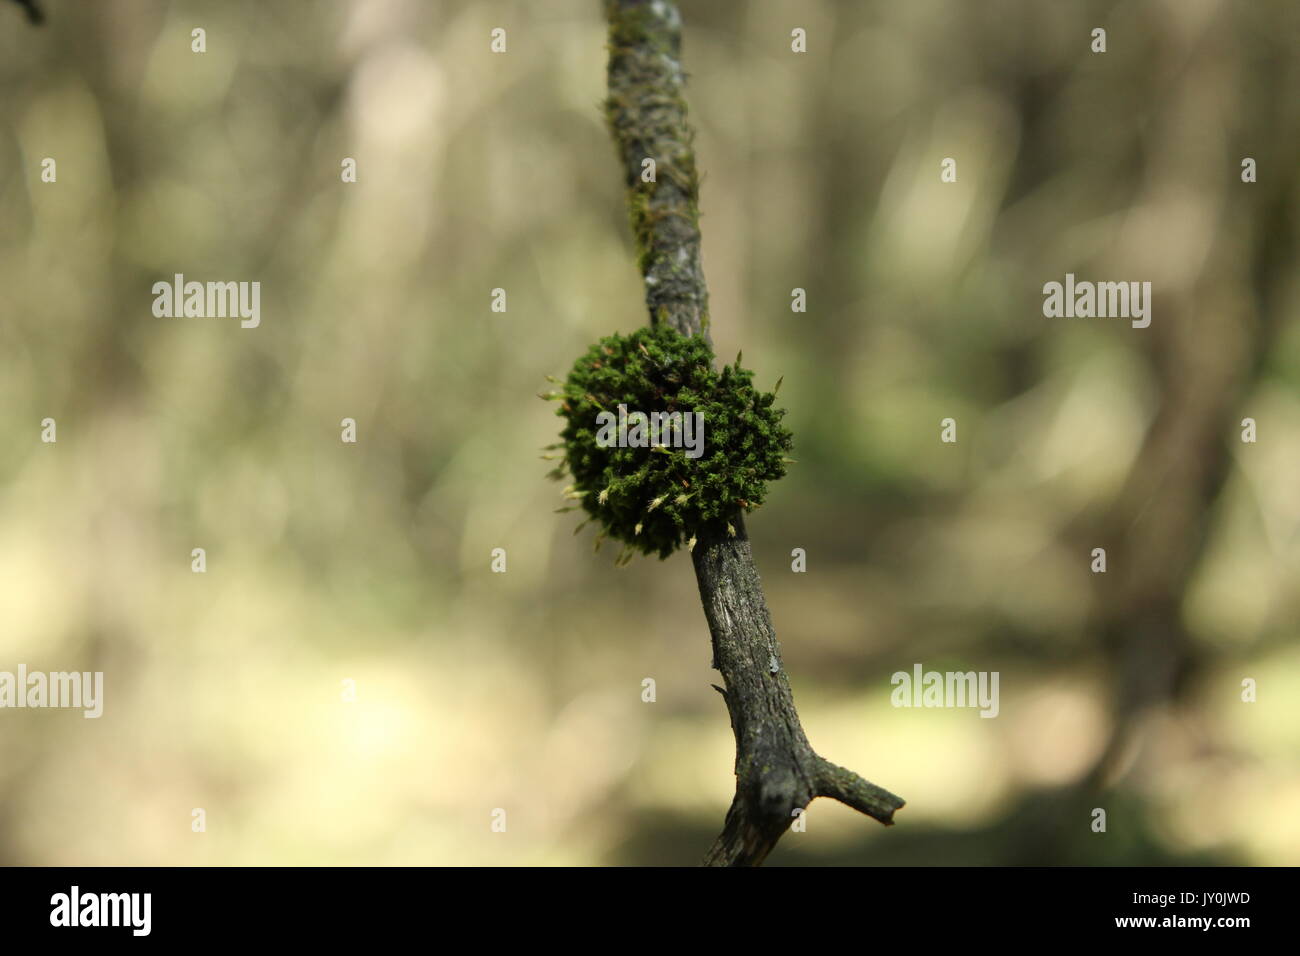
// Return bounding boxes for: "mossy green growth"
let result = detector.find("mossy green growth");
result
[543,325,793,563]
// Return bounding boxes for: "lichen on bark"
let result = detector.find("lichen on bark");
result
[604,0,710,340]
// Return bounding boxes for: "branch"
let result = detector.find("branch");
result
[7,0,43,25]
[603,0,903,866]
[603,0,708,341]
[815,756,904,823]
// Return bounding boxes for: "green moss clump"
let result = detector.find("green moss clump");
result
[543,325,793,563]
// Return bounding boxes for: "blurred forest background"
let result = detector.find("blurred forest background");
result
[0,0,1297,866]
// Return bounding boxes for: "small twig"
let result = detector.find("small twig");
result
[816,756,904,825]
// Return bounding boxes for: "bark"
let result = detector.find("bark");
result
[603,0,902,866]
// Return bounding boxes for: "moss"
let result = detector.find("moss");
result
[604,0,674,58]
[544,326,793,563]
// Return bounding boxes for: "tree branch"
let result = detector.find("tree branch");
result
[815,756,904,823]
[7,0,43,25]
[603,0,709,341]
[603,0,903,866]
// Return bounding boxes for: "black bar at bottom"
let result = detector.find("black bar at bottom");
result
[0,865,1280,941]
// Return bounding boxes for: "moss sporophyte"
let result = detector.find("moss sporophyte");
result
[541,325,794,564]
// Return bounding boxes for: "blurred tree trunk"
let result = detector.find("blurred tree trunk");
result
[1075,13,1298,788]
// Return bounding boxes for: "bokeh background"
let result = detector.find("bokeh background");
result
[1,0,1297,866]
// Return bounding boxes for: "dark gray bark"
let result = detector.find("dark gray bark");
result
[603,0,903,866]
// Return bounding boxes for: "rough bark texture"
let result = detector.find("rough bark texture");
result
[603,0,903,866]
[603,0,710,341]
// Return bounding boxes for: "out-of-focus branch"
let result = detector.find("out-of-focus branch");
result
[8,0,44,26]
